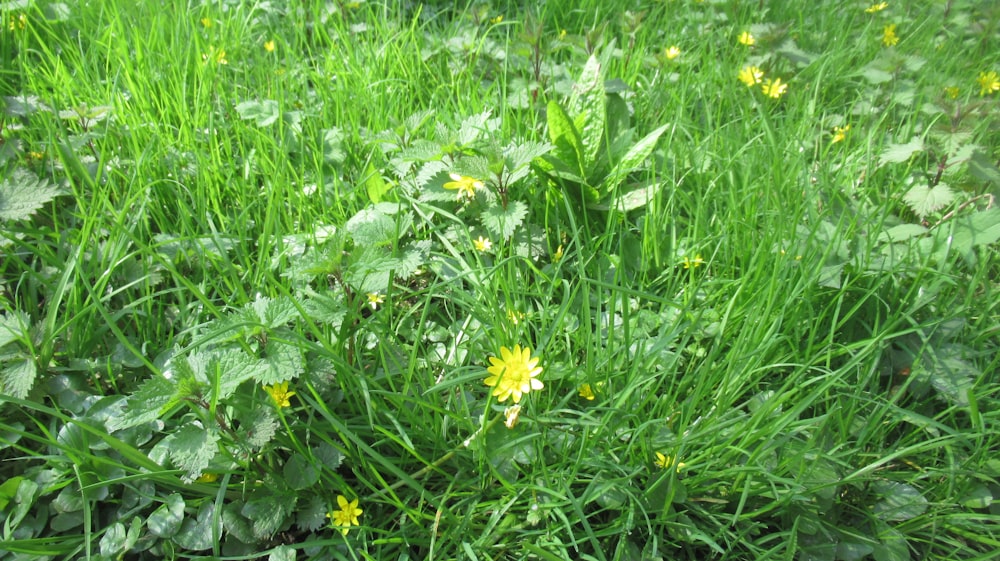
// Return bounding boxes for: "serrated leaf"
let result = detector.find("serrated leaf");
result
[147,494,185,538]
[1,358,36,399]
[107,376,177,432]
[314,442,344,469]
[902,182,954,218]
[879,137,924,167]
[345,203,411,247]
[256,342,304,386]
[269,545,296,561]
[481,201,528,239]
[241,489,295,539]
[345,240,430,294]
[456,111,494,146]
[164,424,221,483]
[0,311,29,349]
[873,481,928,521]
[283,454,319,490]
[249,295,299,329]
[296,495,330,532]
[215,350,268,401]
[0,168,66,220]
[240,407,278,448]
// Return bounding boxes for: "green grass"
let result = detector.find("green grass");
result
[2,1,1000,560]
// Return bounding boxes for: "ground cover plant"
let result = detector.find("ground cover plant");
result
[1,0,999,559]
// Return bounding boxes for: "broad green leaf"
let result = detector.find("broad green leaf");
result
[256,342,304,386]
[249,295,300,328]
[269,545,296,561]
[481,201,528,239]
[1,358,36,399]
[600,124,670,193]
[879,137,924,167]
[873,481,928,521]
[223,502,257,544]
[968,150,1000,186]
[504,140,552,185]
[569,55,606,163]
[875,224,927,244]
[321,128,346,165]
[147,494,185,538]
[296,495,329,532]
[235,99,280,127]
[215,350,268,401]
[546,100,585,178]
[99,522,127,558]
[315,442,345,469]
[283,454,319,490]
[589,181,663,212]
[345,240,430,294]
[364,161,393,204]
[173,502,215,550]
[919,208,1000,264]
[0,311,29,349]
[0,476,22,510]
[107,375,178,432]
[241,489,296,539]
[240,407,278,448]
[164,424,221,483]
[0,168,66,220]
[902,182,954,219]
[913,344,977,406]
[345,203,410,247]
[960,485,993,509]
[872,522,911,561]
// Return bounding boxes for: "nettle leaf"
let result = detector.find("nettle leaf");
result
[902,182,954,219]
[0,168,66,220]
[345,240,430,294]
[504,141,552,185]
[242,489,296,539]
[569,56,606,163]
[257,342,304,386]
[235,99,281,127]
[249,295,300,329]
[108,375,178,432]
[456,111,495,146]
[216,349,268,401]
[1,358,36,399]
[0,311,29,349]
[345,203,412,247]
[873,481,928,521]
[164,423,221,483]
[481,201,528,239]
[240,406,278,448]
[879,137,924,167]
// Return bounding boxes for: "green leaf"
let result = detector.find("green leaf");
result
[107,375,178,432]
[902,182,954,219]
[235,99,281,127]
[173,502,215,550]
[919,208,1000,263]
[283,454,319,490]
[504,140,552,185]
[164,423,221,483]
[879,137,924,167]
[256,342,304,386]
[249,295,300,329]
[239,406,278,448]
[99,522,127,557]
[481,201,528,239]
[0,311,29,348]
[363,161,393,204]
[242,489,296,539]
[147,494,185,538]
[590,181,663,212]
[600,124,669,194]
[0,168,66,220]
[968,150,1000,186]
[875,224,927,244]
[960,485,993,509]
[345,203,411,247]
[913,344,978,406]
[269,545,297,561]
[1,358,36,399]
[568,55,606,163]
[296,495,330,532]
[215,350,268,401]
[545,100,585,178]
[873,481,928,521]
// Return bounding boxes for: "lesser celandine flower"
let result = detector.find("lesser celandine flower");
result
[200,17,212,28]
[552,244,564,263]
[944,86,960,99]
[654,452,687,472]
[202,46,228,65]
[195,472,219,483]
[7,14,27,30]
[682,254,705,269]
[443,173,483,201]
[865,2,888,13]
[737,31,755,46]
[264,40,276,52]
[485,345,543,404]
[977,71,1000,96]
[263,381,296,408]
[738,65,764,87]
[664,46,681,60]
[474,236,492,252]
[881,24,899,47]
[832,125,850,144]
[578,383,596,401]
[327,495,363,536]
[761,78,788,98]
[490,15,503,24]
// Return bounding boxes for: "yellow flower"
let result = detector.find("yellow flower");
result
[977,71,1000,96]
[944,86,960,99]
[654,452,687,472]
[263,381,296,408]
[664,46,681,60]
[558,29,567,41]
[578,383,596,401]
[552,244,564,263]
[485,345,544,404]
[195,472,219,483]
[474,236,492,252]
[327,495,363,536]
[738,65,764,87]
[202,46,228,65]
[832,124,850,144]
[264,40,276,52]
[366,292,385,309]
[506,310,526,325]
[882,24,898,47]
[7,14,27,31]
[865,2,888,13]
[200,17,212,28]
[503,404,521,429]
[682,254,704,269]
[443,173,483,201]
[490,15,503,25]
[761,77,788,98]
[737,31,755,46]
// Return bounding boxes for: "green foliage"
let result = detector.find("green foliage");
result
[1,1,999,560]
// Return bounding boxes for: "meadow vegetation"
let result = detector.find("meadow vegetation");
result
[1,0,999,559]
